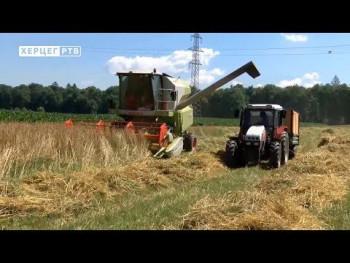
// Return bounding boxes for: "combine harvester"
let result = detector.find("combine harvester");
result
[65,61,260,158]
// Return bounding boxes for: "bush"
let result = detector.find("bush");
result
[37,106,45,112]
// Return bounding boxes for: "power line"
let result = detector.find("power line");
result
[86,50,172,55]
[213,52,348,56]
[218,44,350,51]
[83,44,350,52]
[84,49,350,56]
[84,47,178,51]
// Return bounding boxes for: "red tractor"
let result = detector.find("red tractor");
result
[225,104,300,168]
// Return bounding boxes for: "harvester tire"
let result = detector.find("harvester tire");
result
[281,131,289,165]
[184,133,197,151]
[269,141,281,169]
[225,139,239,168]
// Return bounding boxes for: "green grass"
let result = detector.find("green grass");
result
[0,110,240,126]
[193,117,239,126]
[193,117,325,127]
[0,109,327,127]
[300,122,327,127]
[321,190,350,230]
[0,109,121,123]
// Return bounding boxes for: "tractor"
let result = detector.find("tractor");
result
[66,61,260,158]
[224,104,300,168]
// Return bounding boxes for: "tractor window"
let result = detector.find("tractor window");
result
[119,74,155,111]
[275,111,281,127]
[242,110,273,127]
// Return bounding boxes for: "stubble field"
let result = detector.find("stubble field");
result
[0,122,349,229]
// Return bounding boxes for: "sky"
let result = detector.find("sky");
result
[1,33,350,90]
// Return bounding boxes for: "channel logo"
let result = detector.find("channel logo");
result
[19,46,81,57]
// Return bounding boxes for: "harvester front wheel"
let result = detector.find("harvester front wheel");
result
[281,131,289,165]
[269,141,281,169]
[225,139,239,168]
[184,133,197,151]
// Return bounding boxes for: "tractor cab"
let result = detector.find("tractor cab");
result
[240,104,286,140]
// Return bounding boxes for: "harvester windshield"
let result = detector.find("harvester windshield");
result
[119,74,156,111]
[243,110,274,127]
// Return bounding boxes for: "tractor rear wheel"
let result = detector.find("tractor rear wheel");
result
[281,131,289,165]
[225,139,239,168]
[183,133,197,151]
[269,141,281,169]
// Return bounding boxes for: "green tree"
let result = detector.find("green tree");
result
[101,86,119,113]
[1,80,349,125]
[0,84,12,109]
[11,85,31,109]
[28,83,46,111]
[331,75,340,87]
[47,83,64,112]
[82,86,103,113]
[62,83,80,113]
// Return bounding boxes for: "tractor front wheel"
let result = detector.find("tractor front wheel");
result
[289,146,297,159]
[269,141,281,169]
[281,131,289,165]
[225,139,240,168]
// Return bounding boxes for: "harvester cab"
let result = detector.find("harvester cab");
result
[225,104,300,168]
[66,61,261,158]
[117,69,181,118]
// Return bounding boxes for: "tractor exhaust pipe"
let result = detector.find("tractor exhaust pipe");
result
[175,61,260,111]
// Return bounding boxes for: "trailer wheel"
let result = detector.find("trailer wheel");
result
[269,141,281,169]
[225,139,239,168]
[183,133,197,151]
[281,131,289,165]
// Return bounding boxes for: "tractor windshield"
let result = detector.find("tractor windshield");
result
[242,110,274,127]
[119,74,155,111]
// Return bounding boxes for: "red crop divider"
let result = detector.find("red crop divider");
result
[64,119,74,127]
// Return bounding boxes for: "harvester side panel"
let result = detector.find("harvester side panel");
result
[174,107,193,134]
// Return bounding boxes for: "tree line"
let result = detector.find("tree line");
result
[0,82,118,114]
[0,79,349,124]
[193,78,350,125]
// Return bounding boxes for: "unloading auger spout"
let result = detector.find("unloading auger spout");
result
[175,61,260,111]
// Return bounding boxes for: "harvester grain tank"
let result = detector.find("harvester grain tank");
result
[66,61,260,158]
